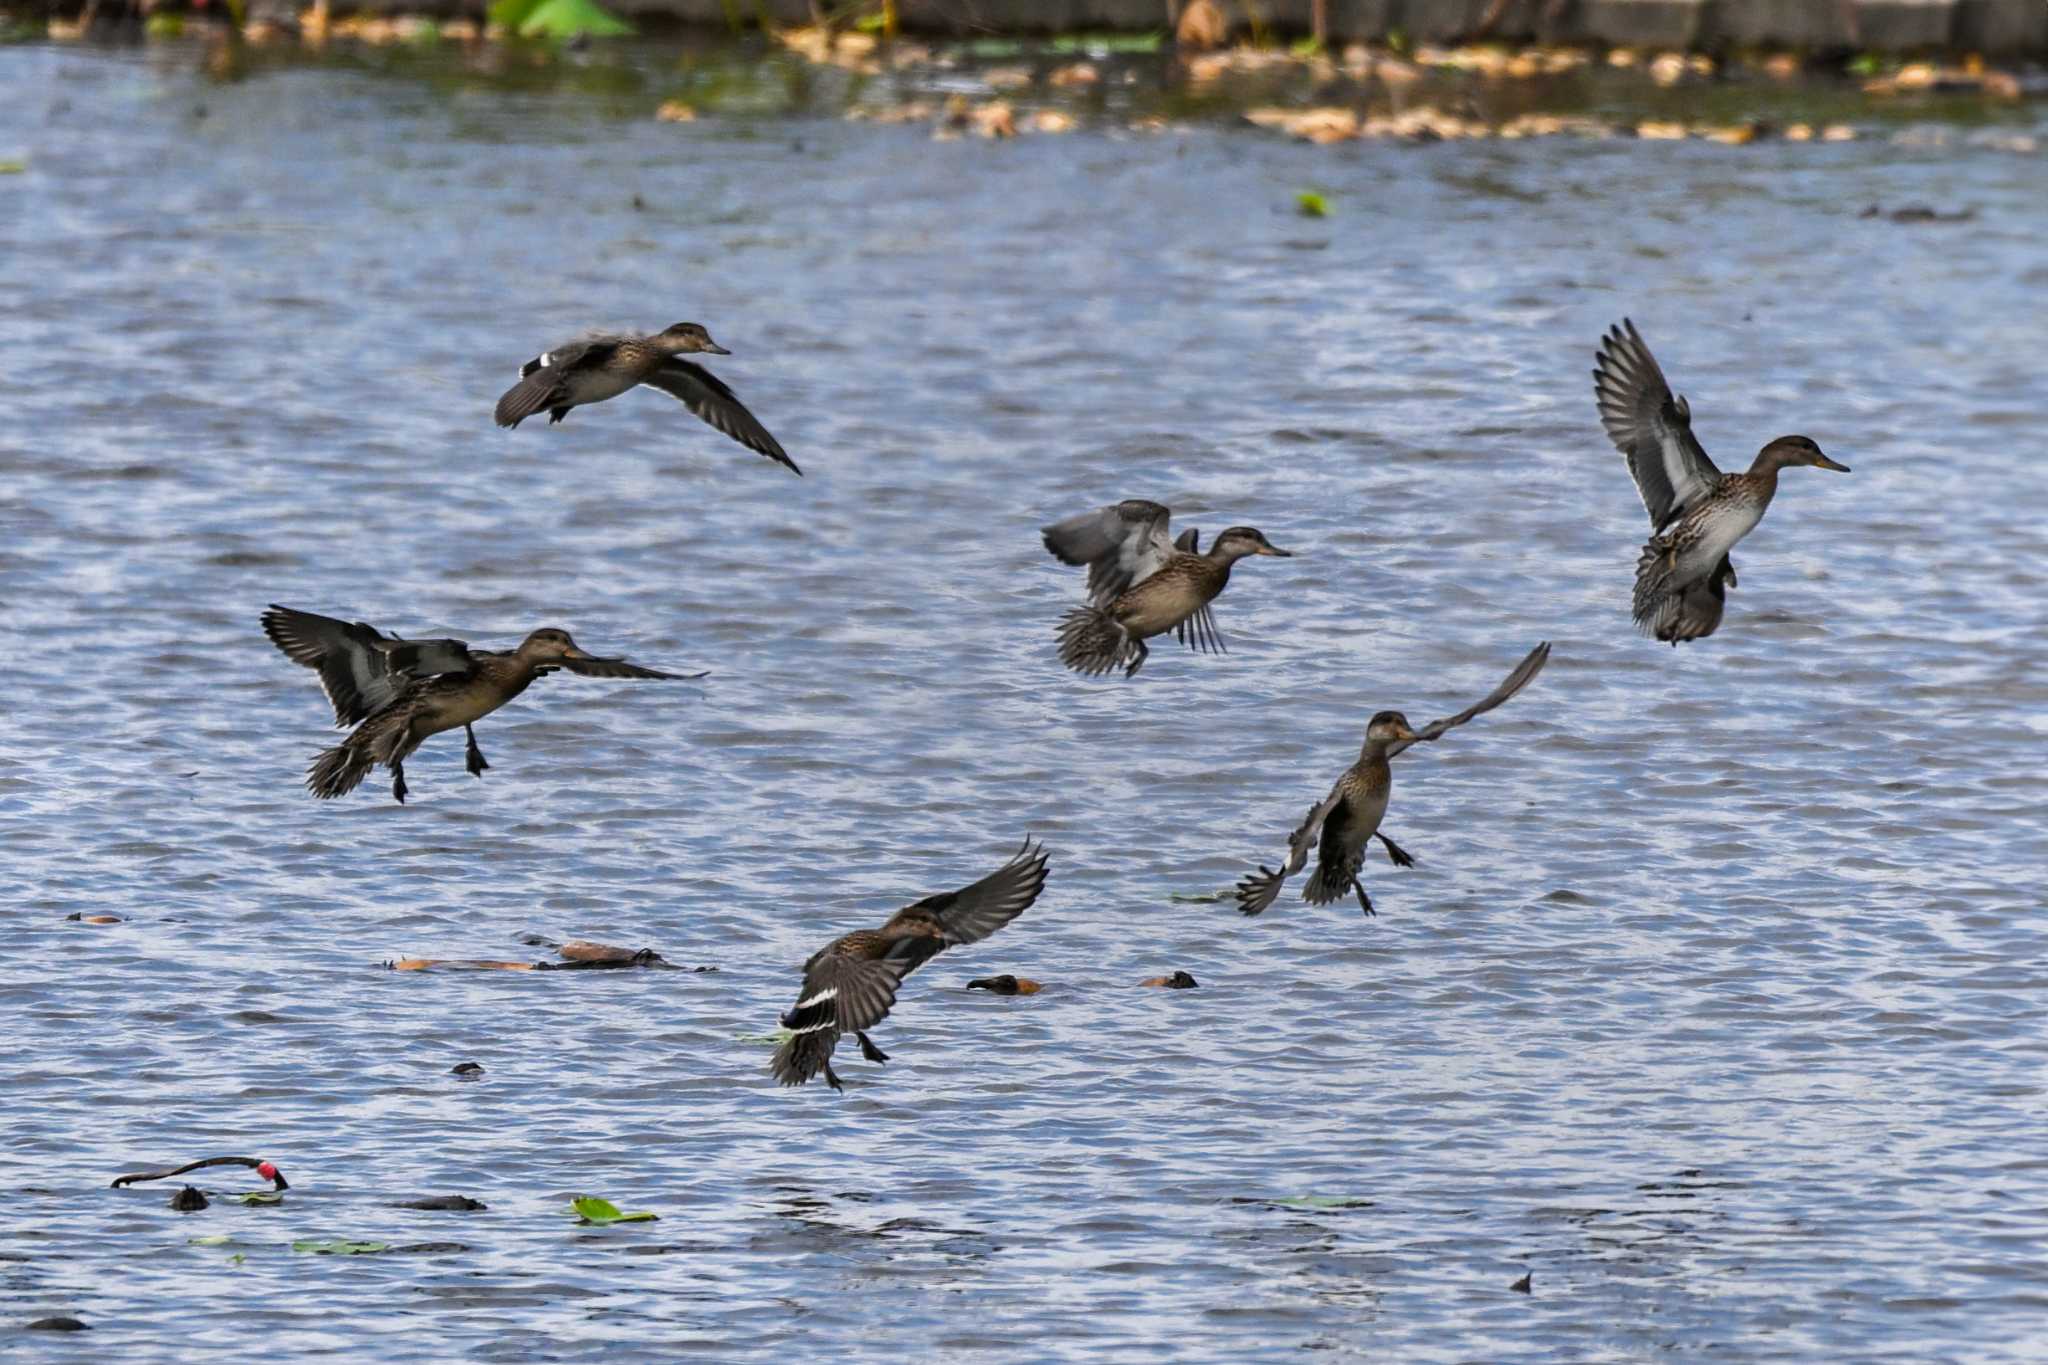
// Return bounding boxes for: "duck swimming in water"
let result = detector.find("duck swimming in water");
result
[262,605,688,803]
[1044,501,1291,677]
[1235,643,1550,918]
[1594,319,1849,643]
[493,322,797,475]
[772,838,1049,1092]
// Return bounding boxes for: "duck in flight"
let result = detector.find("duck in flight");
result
[772,838,1049,1092]
[493,322,798,475]
[262,605,691,803]
[1593,319,1849,643]
[1235,643,1550,918]
[1043,500,1291,677]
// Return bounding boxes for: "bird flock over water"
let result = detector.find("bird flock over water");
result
[260,316,1848,1092]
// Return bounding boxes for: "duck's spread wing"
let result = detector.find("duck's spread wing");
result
[1174,603,1226,656]
[261,604,472,727]
[893,838,1051,952]
[1236,787,1345,917]
[1041,501,1173,605]
[1387,641,1551,758]
[1593,319,1722,529]
[771,952,908,1088]
[642,361,800,475]
[556,655,698,681]
[497,340,607,427]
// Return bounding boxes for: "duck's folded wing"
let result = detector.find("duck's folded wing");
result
[261,605,470,727]
[556,655,698,681]
[896,838,1051,951]
[642,361,800,475]
[1593,319,1722,530]
[1041,501,1173,604]
[779,954,908,1038]
[1388,641,1550,758]
[1236,788,1344,917]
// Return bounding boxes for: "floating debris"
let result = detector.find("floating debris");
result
[396,1195,488,1211]
[27,1317,89,1332]
[451,1061,485,1077]
[170,1186,209,1212]
[1860,203,1977,223]
[966,974,1042,995]
[1141,971,1199,989]
[389,940,680,972]
[1511,1271,1533,1293]
[655,101,696,123]
[1296,190,1330,218]
[65,912,121,924]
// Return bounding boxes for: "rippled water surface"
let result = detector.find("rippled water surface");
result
[5,38,2047,1361]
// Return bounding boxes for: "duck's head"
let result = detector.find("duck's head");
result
[1366,710,1421,747]
[1210,527,1293,562]
[1760,434,1849,473]
[516,627,599,664]
[655,321,730,355]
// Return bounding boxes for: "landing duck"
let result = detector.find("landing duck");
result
[1594,319,1849,643]
[1044,500,1291,677]
[494,321,797,475]
[263,605,689,803]
[772,838,1049,1092]
[1235,643,1550,918]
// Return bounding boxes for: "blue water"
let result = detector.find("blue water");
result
[4,37,2047,1361]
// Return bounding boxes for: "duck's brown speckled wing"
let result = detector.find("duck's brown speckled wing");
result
[1593,319,1722,531]
[1041,501,1175,606]
[642,360,800,474]
[495,339,611,427]
[1236,787,1346,917]
[1386,642,1550,759]
[262,605,473,728]
[556,655,700,682]
[884,838,1050,969]
[771,948,910,1088]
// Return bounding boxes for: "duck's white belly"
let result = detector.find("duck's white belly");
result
[1676,501,1762,580]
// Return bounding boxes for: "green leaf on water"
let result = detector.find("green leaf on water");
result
[229,1191,283,1205]
[188,1234,233,1246]
[572,1196,658,1225]
[0,160,25,175]
[1296,190,1330,218]
[228,1252,245,1266]
[490,0,633,39]
[1290,35,1323,57]
[1049,31,1163,54]
[1271,1195,1371,1210]
[292,1239,391,1255]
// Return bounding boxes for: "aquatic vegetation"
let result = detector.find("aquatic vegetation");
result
[571,1196,658,1225]
[293,1239,391,1254]
[487,0,632,40]
[1296,189,1329,217]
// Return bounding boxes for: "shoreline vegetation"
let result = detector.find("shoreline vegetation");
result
[7,0,2042,152]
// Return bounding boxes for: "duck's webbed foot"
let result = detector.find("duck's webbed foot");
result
[1352,879,1376,917]
[391,761,409,805]
[1123,638,1149,679]
[823,1060,844,1093]
[1378,832,1417,868]
[856,1032,890,1065]
[464,725,490,777]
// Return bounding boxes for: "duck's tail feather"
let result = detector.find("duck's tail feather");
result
[1057,606,1135,677]
[306,708,418,799]
[1634,541,1729,643]
[771,1029,842,1090]
[1303,853,1362,907]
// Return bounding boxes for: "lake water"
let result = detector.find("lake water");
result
[4,34,2046,1361]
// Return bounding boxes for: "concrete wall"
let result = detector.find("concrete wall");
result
[599,0,2046,54]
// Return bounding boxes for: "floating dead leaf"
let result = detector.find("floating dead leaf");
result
[655,101,696,123]
[387,958,534,972]
[1048,61,1098,88]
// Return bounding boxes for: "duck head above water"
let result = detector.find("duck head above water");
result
[1753,434,1849,474]
[1365,710,1422,750]
[1207,527,1293,562]
[654,322,730,356]
[515,628,599,664]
